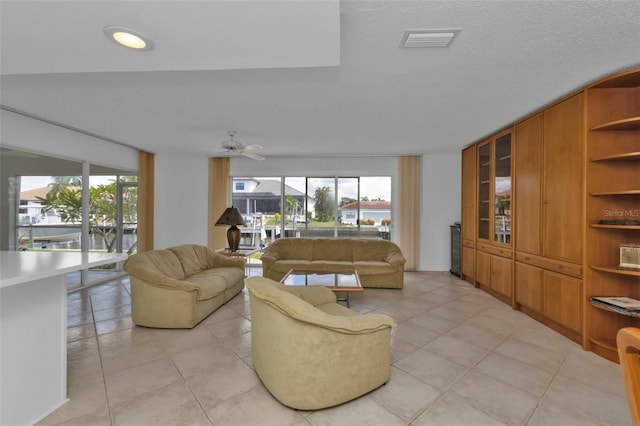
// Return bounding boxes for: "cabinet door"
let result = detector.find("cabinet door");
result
[493,133,512,245]
[543,271,582,333]
[461,146,476,243]
[461,246,475,282]
[477,142,491,241]
[543,93,584,263]
[514,113,543,255]
[491,255,513,297]
[476,251,491,287]
[515,262,543,312]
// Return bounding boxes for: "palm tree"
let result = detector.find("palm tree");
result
[285,195,301,219]
[48,176,82,194]
[314,187,335,222]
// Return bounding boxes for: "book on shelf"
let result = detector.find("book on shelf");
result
[620,243,640,270]
[590,296,640,316]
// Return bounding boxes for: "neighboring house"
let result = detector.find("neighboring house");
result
[339,200,391,226]
[18,186,58,225]
[232,178,307,217]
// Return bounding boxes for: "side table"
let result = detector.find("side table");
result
[216,247,260,276]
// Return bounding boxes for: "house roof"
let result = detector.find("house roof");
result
[237,179,305,197]
[20,187,51,201]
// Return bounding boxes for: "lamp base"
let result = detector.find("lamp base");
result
[227,225,241,252]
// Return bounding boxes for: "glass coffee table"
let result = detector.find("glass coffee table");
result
[281,269,363,307]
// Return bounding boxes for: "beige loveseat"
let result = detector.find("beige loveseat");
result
[261,237,406,288]
[124,244,245,328]
[246,276,395,410]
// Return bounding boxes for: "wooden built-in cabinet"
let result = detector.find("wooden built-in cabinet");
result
[584,68,640,362]
[512,94,584,342]
[462,67,639,361]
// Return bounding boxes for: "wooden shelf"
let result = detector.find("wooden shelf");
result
[498,155,512,161]
[589,337,617,353]
[590,299,640,317]
[590,70,640,88]
[591,116,640,131]
[590,152,640,162]
[590,190,640,196]
[590,224,640,230]
[590,265,640,277]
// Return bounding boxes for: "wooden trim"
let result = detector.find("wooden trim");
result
[208,157,230,250]
[137,151,155,252]
[398,156,421,271]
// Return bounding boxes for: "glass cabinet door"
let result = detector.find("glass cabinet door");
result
[493,133,511,245]
[477,142,491,240]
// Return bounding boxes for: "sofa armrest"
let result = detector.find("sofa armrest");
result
[385,248,406,268]
[260,253,277,270]
[208,251,246,269]
[294,308,395,335]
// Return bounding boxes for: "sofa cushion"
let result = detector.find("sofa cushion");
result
[125,249,186,280]
[352,239,392,262]
[183,272,227,301]
[309,260,353,271]
[169,244,212,277]
[269,259,316,275]
[353,261,397,275]
[312,238,353,262]
[275,238,314,261]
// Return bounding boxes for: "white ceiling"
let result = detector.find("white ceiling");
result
[1,0,639,159]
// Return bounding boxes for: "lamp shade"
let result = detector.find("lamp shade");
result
[215,206,245,251]
[215,206,246,227]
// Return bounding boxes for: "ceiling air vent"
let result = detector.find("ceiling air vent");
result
[401,29,460,48]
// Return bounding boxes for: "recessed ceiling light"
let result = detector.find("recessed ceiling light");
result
[401,29,461,48]
[103,25,154,51]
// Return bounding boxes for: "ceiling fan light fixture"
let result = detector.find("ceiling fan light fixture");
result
[104,25,155,51]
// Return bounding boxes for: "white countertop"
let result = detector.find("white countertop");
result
[0,251,129,288]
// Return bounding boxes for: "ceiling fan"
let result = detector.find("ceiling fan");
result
[221,130,265,161]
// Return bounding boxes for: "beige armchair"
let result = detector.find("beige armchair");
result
[246,276,396,410]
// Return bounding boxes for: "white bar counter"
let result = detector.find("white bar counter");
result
[0,251,128,426]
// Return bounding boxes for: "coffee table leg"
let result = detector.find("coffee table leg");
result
[335,292,350,307]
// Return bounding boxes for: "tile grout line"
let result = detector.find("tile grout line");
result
[89,290,116,426]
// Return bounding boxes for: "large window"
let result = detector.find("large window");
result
[231,176,392,246]
[2,147,137,290]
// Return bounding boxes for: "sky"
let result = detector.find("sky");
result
[20,176,118,192]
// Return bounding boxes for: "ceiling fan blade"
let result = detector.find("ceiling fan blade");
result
[241,144,263,151]
[242,151,265,161]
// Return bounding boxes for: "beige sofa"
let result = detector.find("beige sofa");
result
[246,276,395,410]
[261,237,406,288]
[124,244,245,328]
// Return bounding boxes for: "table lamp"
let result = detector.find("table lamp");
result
[215,206,246,252]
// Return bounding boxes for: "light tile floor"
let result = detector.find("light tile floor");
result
[39,271,631,426]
